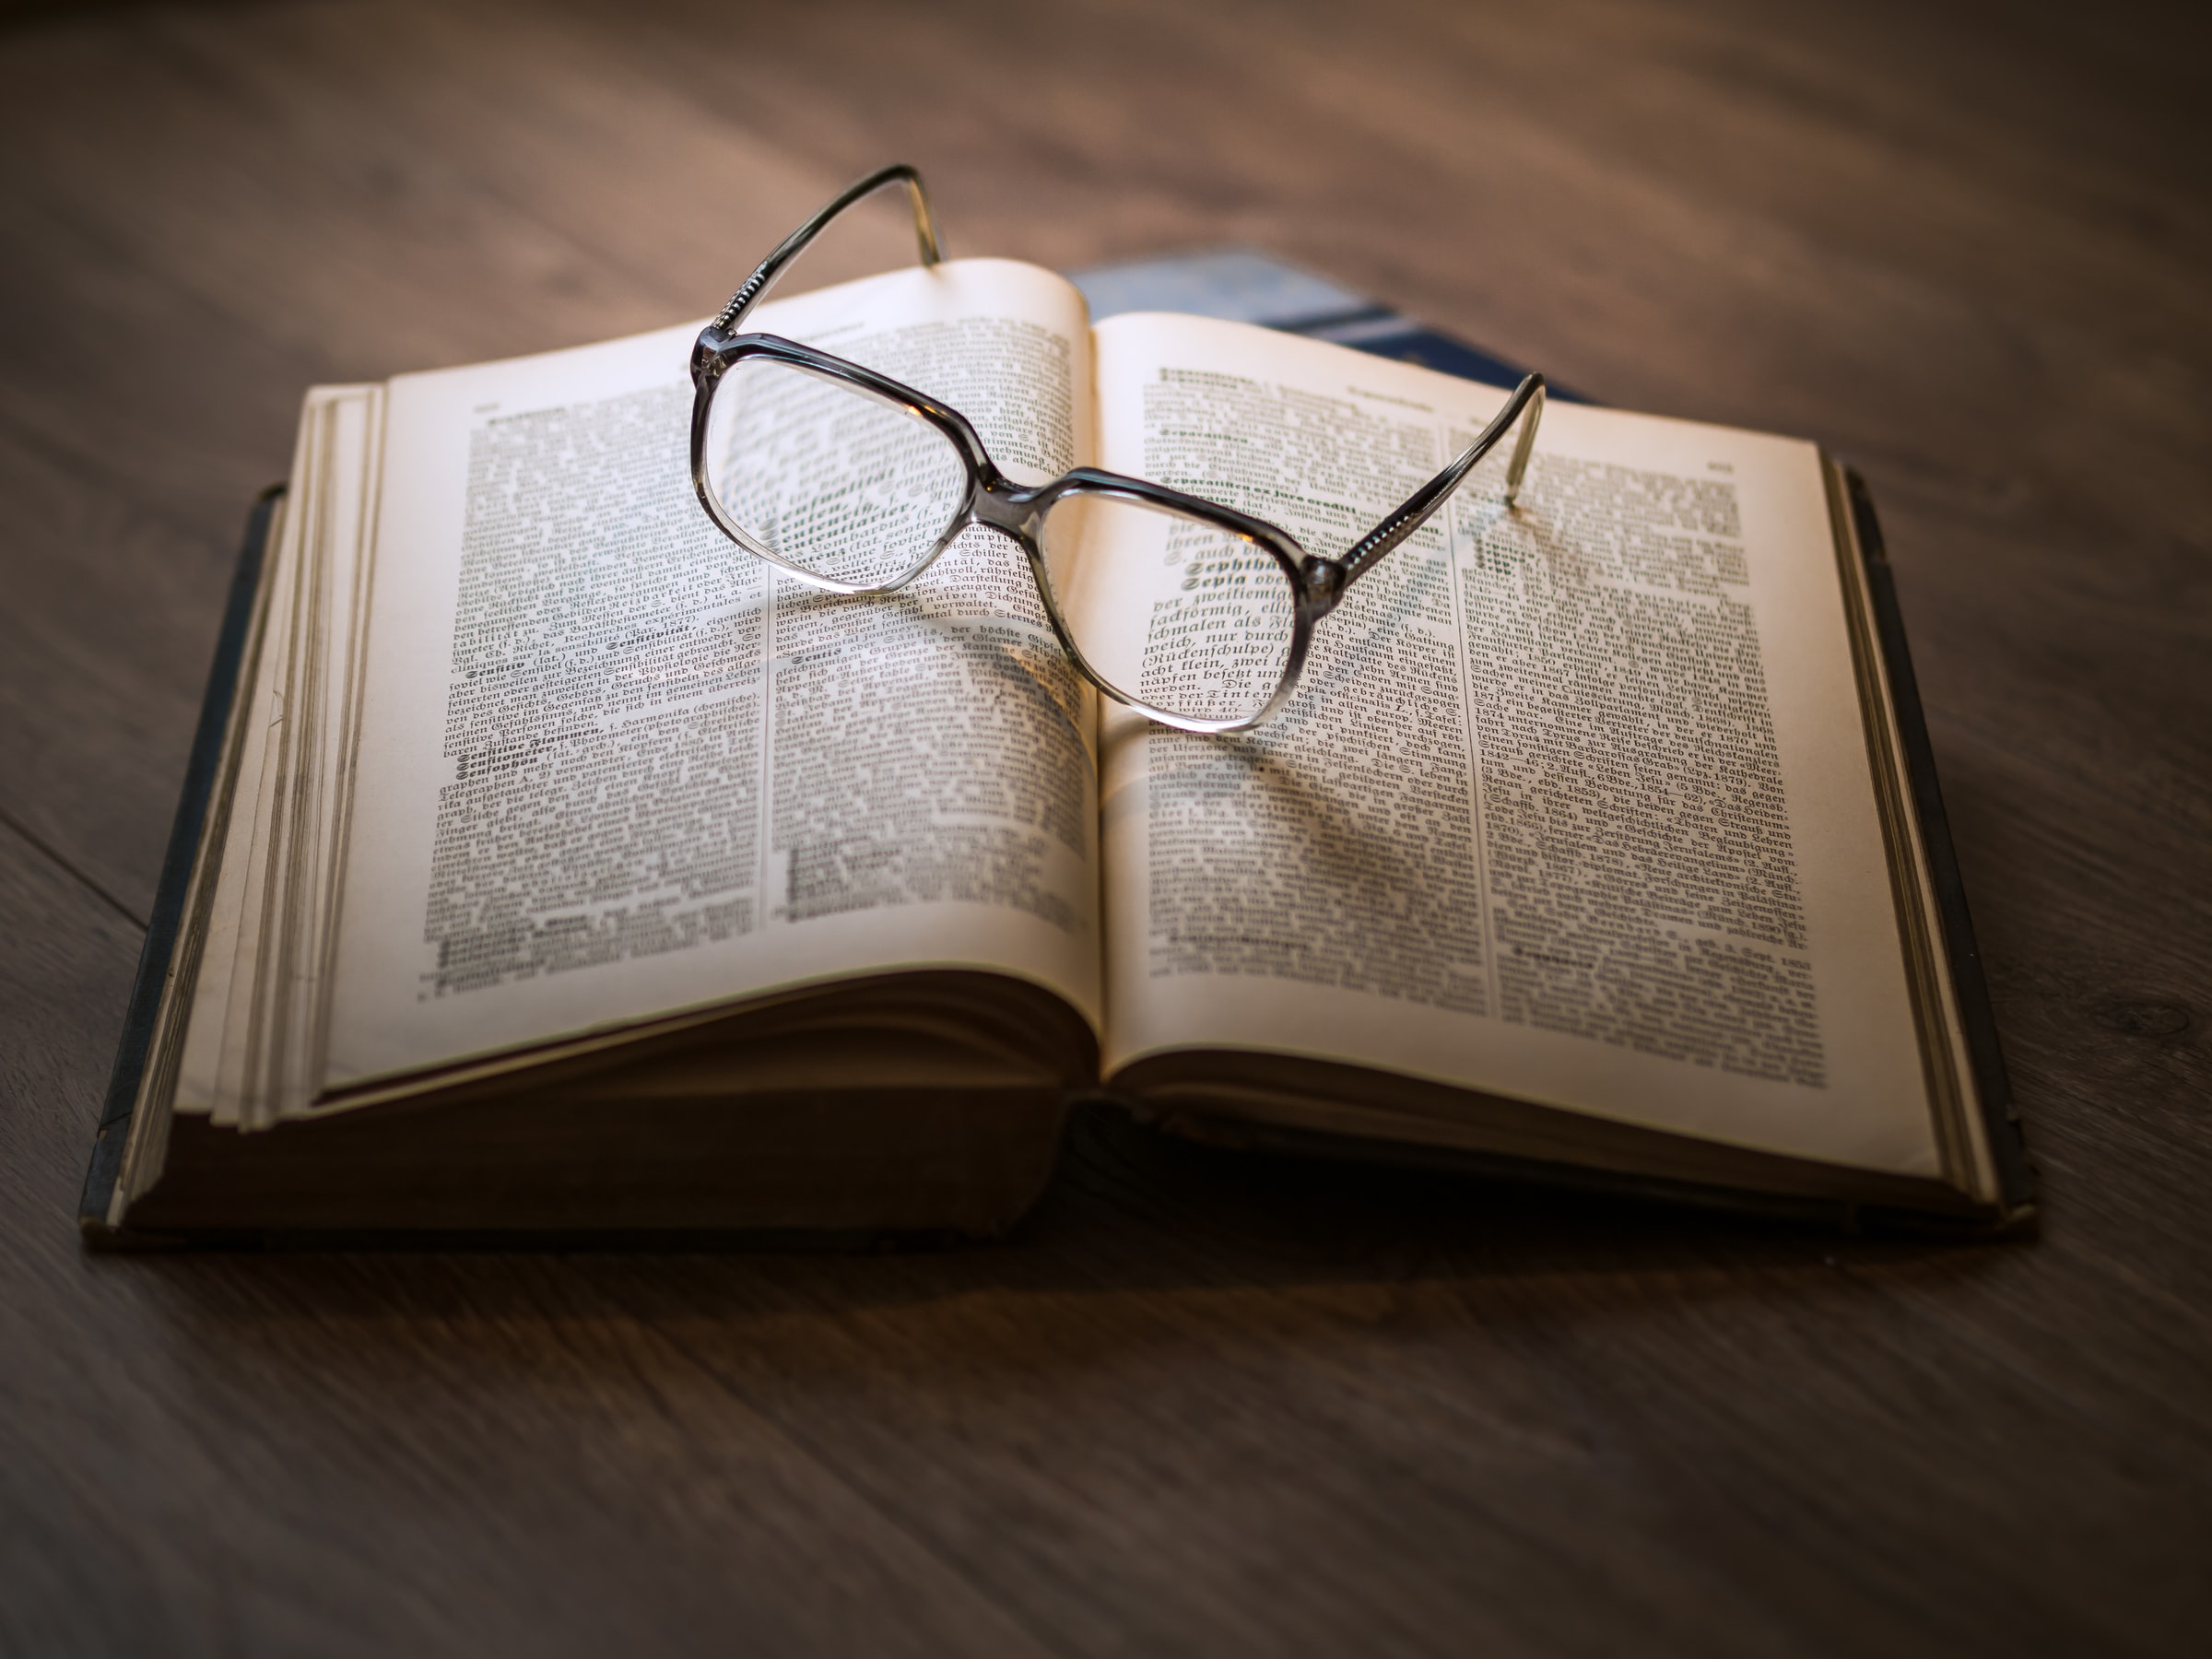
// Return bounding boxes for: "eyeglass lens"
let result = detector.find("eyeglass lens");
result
[704,357,967,591]
[1041,493,1296,726]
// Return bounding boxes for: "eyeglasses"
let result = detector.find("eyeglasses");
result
[688,164,1545,734]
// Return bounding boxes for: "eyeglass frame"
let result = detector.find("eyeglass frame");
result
[689,162,1546,735]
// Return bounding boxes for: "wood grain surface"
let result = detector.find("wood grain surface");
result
[3,0,2207,1653]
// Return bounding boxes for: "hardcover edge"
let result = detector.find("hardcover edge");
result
[1841,466,2035,1222]
[1131,1106,2006,1236]
[78,486,286,1246]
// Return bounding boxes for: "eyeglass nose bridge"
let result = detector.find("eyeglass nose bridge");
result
[962,469,1053,545]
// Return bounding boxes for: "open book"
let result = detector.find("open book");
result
[83,255,2030,1242]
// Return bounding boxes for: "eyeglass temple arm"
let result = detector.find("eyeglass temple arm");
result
[713,163,946,334]
[1335,373,1546,589]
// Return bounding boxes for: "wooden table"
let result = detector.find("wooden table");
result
[4,1,2206,1652]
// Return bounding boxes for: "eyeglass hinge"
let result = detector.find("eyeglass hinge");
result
[1300,556,1347,615]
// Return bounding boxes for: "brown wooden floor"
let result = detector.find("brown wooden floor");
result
[4,0,2208,1652]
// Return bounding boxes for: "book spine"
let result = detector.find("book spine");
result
[77,487,286,1243]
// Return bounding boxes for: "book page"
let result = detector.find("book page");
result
[324,259,1100,1093]
[1089,312,1939,1177]
[171,384,383,1129]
